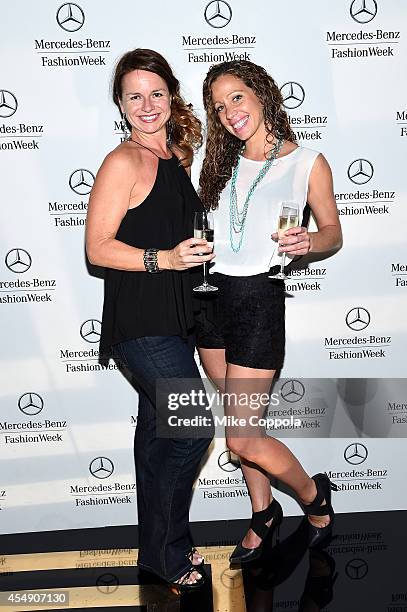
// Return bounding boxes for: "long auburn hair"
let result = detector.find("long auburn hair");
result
[112,48,202,166]
[199,60,297,210]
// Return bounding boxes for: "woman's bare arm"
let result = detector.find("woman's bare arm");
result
[86,148,213,271]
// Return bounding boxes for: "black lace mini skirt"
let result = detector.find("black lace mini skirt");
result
[194,271,285,370]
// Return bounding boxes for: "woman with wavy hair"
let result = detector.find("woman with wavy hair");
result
[197,60,342,562]
[86,49,214,590]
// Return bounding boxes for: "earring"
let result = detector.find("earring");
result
[166,117,174,145]
[122,113,130,140]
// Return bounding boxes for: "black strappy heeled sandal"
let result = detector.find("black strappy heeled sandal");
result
[302,473,338,548]
[230,498,283,564]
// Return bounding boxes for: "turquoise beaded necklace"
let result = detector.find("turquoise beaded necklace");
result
[229,137,283,253]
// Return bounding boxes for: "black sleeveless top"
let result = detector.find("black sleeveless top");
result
[99,154,203,353]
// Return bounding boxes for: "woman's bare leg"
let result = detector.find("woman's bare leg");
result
[199,349,279,548]
[198,348,227,387]
[225,363,328,533]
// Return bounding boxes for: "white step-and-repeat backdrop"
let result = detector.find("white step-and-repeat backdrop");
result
[1,0,406,535]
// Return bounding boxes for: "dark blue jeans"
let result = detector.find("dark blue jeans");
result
[116,335,213,582]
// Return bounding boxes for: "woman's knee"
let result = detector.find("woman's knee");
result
[226,437,252,460]
[226,438,267,465]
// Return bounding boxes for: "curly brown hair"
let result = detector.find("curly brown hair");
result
[112,49,202,166]
[199,60,297,210]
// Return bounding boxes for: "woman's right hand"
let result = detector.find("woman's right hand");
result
[159,238,215,271]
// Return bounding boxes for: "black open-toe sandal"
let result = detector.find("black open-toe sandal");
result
[230,498,283,564]
[170,565,206,593]
[302,473,338,548]
[138,564,206,594]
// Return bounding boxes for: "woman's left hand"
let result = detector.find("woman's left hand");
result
[271,227,311,256]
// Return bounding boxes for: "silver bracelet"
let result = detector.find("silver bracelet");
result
[143,248,161,273]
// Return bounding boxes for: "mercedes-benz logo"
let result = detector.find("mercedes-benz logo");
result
[350,0,377,24]
[5,249,32,274]
[280,82,305,110]
[218,450,240,472]
[347,159,374,185]
[346,307,370,331]
[56,3,85,32]
[18,393,44,416]
[0,90,18,118]
[204,0,232,28]
[345,558,369,579]
[221,568,243,589]
[80,319,101,343]
[69,169,95,195]
[96,573,119,593]
[280,380,305,403]
[89,457,114,479]
[344,443,368,465]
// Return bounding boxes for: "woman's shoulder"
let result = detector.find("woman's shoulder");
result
[106,140,144,164]
[288,144,322,165]
[99,141,143,177]
[295,147,332,185]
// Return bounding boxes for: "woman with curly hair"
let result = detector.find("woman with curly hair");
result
[197,60,342,562]
[86,49,214,591]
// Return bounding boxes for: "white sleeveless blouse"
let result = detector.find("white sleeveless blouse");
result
[210,146,320,276]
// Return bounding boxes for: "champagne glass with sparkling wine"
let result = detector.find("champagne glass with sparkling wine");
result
[193,211,218,293]
[269,201,300,281]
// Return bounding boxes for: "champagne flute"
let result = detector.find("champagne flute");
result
[269,201,300,281]
[193,211,218,293]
